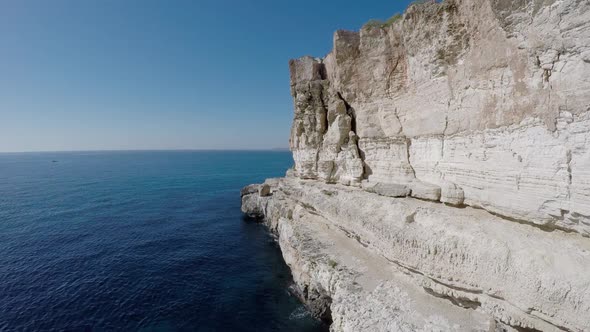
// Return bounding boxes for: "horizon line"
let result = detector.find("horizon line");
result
[0,148,291,154]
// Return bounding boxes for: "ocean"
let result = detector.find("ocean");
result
[0,151,327,331]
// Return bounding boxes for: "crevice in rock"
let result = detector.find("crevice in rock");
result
[335,91,366,181]
[508,312,573,332]
[301,202,321,216]
[407,265,483,297]
[405,137,417,177]
[317,61,327,80]
[423,287,481,309]
[484,208,577,235]
[336,225,370,248]
[381,255,478,294]
[542,51,560,83]
[319,86,329,136]
[525,311,573,332]
[429,277,484,295]
[543,68,552,82]
[513,327,543,332]
[566,149,572,199]
[386,56,401,96]
[336,92,356,134]
[393,107,404,135]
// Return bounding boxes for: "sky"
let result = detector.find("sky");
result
[0,0,413,152]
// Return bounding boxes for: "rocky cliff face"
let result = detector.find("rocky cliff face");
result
[290,0,590,234]
[243,0,590,331]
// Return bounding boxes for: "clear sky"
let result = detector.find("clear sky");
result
[1,0,413,152]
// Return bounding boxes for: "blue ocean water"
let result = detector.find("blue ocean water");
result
[0,151,327,331]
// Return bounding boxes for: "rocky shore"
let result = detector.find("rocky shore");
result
[242,0,590,330]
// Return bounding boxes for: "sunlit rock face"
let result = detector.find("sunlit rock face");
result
[245,0,590,331]
[242,178,590,331]
[289,56,364,186]
[289,0,590,235]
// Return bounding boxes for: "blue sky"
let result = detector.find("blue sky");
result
[0,0,413,152]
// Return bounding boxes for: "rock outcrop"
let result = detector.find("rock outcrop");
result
[242,0,590,331]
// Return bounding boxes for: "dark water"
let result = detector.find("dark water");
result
[0,151,326,331]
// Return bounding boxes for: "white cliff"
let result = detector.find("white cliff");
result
[242,0,590,331]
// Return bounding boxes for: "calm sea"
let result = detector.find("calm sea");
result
[0,151,326,331]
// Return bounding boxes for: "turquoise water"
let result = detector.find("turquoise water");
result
[0,151,326,331]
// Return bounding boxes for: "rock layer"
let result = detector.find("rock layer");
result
[243,0,590,331]
[242,178,590,331]
[289,0,590,235]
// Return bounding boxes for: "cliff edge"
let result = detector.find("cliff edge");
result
[242,0,590,331]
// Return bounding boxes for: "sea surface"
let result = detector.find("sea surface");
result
[0,151,327,331]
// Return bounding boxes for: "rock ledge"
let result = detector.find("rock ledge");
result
[243,1,590,330]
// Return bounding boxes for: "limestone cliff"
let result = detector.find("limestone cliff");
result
[242,0,590,331]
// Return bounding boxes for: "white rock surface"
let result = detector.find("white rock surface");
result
[277,204,496,332]
[288,0,590,235]
[243,0,590,330]
[362,181,411,198]
[242,178,590,331]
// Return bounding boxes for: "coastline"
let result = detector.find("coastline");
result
[241,177,590,331]
[240,0,590,330]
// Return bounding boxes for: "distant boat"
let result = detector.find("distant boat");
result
[52,160,58,163]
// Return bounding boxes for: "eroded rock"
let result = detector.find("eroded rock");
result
[362,181,411,198]
[242,0,590,330]
[242,178,590,331]
[288,0,590,235]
